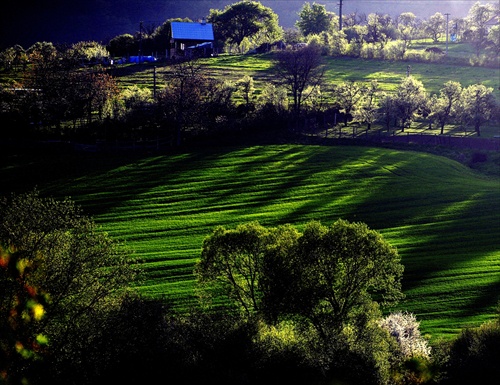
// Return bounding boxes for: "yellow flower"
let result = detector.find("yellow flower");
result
[32,303,45,321]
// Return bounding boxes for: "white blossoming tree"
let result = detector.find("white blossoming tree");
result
[379,311,431,359]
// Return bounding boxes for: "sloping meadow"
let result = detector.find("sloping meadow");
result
[33,144,500,341]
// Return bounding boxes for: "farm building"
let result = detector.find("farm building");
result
[170,21,215,58]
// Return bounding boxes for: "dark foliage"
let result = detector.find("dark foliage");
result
[442,319,500,385]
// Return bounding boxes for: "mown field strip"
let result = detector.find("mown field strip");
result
[119,53,500,103]
[36,144,500,341]
[196,54,500,100]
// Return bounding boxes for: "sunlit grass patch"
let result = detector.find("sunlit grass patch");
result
[4,144,499,342]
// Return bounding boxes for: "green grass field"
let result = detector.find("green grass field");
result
[4,144,498,343]
[129,48,500,101]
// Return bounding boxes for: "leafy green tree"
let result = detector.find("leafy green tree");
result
[89,71,120,122]
[27,42,58,64]
[196,219,404,384]
[465,2,495,56]
[196,222,299,317]
[424,12,446,43]
[429,81,462,134]
[273,44,324,119]
[22,53,119,133]
[352,80,380,130]
[21,55,71,130]
[0,45,27,71]
[396,12,418,56]
[284,220,404,336]
[296,2,337,36]
[314,29,348,56]
[487,24,500,56]
[379,92,397,131]
[330,80,365,126]
[236,75,255,110]
[457,83,497,136]
[65,41,109,66]
[0,190,140,384]
[445,313,500,385]
[258,83,288,114]
[256,83,289,129]
[393,76,428,131]
[197,220,403,331]
[0,47,16,70]
[107,33,135,57]
[344,24,368,56]
[365,13,395,49]
[208,1,281,50]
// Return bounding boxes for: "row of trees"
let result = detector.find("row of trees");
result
[102,1,500,66]
[136,45,497,138]
[4,1,494,66]
[1,191,499,384]
[109,1,498,60]
[1,42,498,147]
[295,2,499,60]
[0,43,497,144]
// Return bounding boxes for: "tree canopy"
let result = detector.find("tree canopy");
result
[0,191,141,383]
[196,219,404,333]
[296,2,337,36]
[208,0,282,48]
[393,75,428,130]
[457,83,496,136]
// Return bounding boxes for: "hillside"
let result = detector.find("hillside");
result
[3,143,499,342]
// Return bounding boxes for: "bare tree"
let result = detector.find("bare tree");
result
[273,45,324,123]
[159,59,207,145]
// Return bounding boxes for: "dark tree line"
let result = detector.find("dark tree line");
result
[0,42,497,146]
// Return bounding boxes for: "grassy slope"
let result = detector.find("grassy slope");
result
[121,50,500,99]
[190,50,500,102]
[2,51,499,343]
[5,144,497,342]
[130,51,499,137]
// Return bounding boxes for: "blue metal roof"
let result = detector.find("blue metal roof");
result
[171,22,214,41]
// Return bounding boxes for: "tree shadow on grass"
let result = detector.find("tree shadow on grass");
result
[5,141,498,333]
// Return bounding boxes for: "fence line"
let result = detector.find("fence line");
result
[317,127,500,152]
[368,133,500,151]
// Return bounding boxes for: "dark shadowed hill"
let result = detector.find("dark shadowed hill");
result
[0,0,493,50]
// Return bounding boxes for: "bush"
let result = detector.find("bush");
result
[470,152,488,164]
[253,319,324,385]
[443,319,500,385]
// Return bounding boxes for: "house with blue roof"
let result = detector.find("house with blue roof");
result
[170,21,215,58]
